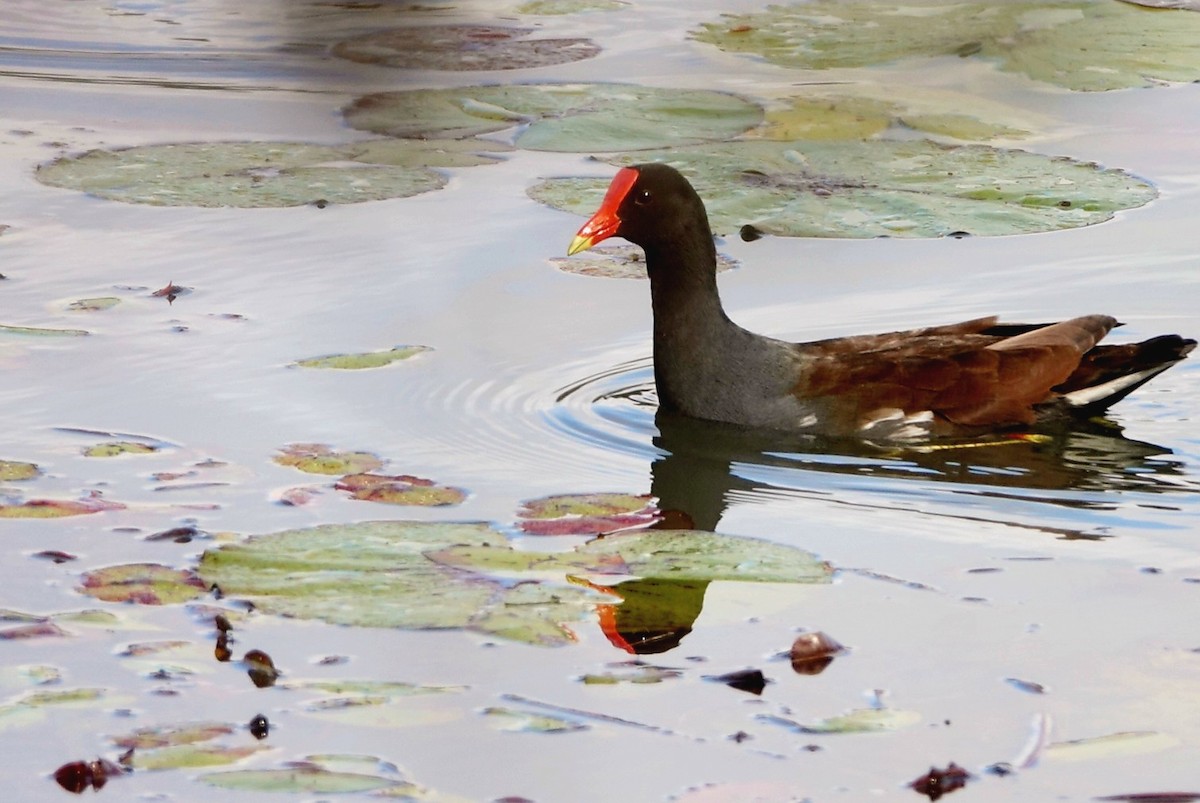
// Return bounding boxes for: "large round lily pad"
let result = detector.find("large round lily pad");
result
[692,0,1200,92]
[342,84,763,152]
[35,139,507,208]
[530,140,1157,238]
[331,24,600,71]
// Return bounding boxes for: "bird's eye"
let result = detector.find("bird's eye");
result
[634,189,652,206]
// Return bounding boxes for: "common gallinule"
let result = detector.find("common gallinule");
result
[568,164,1195,439]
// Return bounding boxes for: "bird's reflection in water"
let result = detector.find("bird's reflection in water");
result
[649,410,1195,533]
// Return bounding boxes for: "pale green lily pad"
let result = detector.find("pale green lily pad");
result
[132,744,264,771]
[35,139,506,208]
[1044,730,1180,762]
[431,529,834,584]
[0,460,39,481]
[693,0,1200,91]
[201,766,401,794]
[67,297,121,312]
[518,0,627,12]
[482,706,588,733]
[273,443,383,475]
[343,84,763,152]
[78,563,208,605]
[580,663,683,684]
[332,25,599,71]
[0,494,125,518]
[83,441,158,457]
[292,345,430,370]
[532,140,1157,238]
[300,693,463,729]
[753,95,1028,142]
[760,706,921,734]
[0,323,89,337]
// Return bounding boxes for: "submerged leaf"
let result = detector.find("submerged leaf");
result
[532,140,1157,238]
[332,24,600,70]
[292,345,431,370]
[36,139,505,208]
[693,0,1200,91]
[343,83,762,152]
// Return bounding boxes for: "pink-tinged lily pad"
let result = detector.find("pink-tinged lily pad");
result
[111,722,235,750]
[273,443,383,476]
[0,460,40,481]
[331,24,599,71]
[516,493,660,535]
[334,473,467,507]
[83,441,159,457]
[0,493,125,519]
[291,345,431,370]
[0,622,69,641]
[78,563,208,605]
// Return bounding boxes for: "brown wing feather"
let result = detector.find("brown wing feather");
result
[794,315,1118,430]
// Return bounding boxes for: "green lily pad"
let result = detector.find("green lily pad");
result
[273,443,383,476]
[292,345,431,370]
[531,140,1157,238]
[201,766,401,794]
[133,744,264,771]
[334,473,467,506]
[343,84,763,152]
[1045,730,1180,762]
[692,0,1200,92]
[753,95,1028,142]
[83,441,158,457]
[35,139,506,208]
[431,529,834,584]
[332,24,600,70]
[516,492,659,535]
[0,460,39,481]
[66,297,121,312]
[78,564,208,605]
[0,323,89,337]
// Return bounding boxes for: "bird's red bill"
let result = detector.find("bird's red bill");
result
[567,166,639,256]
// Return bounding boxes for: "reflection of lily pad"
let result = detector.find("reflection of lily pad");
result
[693,0,1200,91]
[551,245,736,280]
[36,139,506,208]
[516,492,659,535]
[332,25,599,71]
[343,84,763,152]
[531,140,1157,238]
[292,345,430,370]
[334,473,467,506]
[78,564,208,605]
[273,444,383,476]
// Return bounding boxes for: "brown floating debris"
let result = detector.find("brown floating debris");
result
[705,668,768,696]
[909,762,971,800]
[790,631,845,675]
[244,649,279,688]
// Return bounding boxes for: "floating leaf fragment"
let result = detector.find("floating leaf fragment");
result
[531,140,1157,238]
[273,443,383,476]
[0,323,89,337]
[343,83,762,151]
[518,0,628,13]
[66,296,121,312]
[111,722,234,750]
[692,0,1200,91]
[482,705,588,733]
[0,460,39,481]
[84,441,158,457]
[335,473,466,506]
[36,139,506,208]
[78,563,208,605]
[516,492,659,535]
[332,24,599,70]
[292,345,431,370]
[1045,730,1180,762]
[0,493,125,519]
